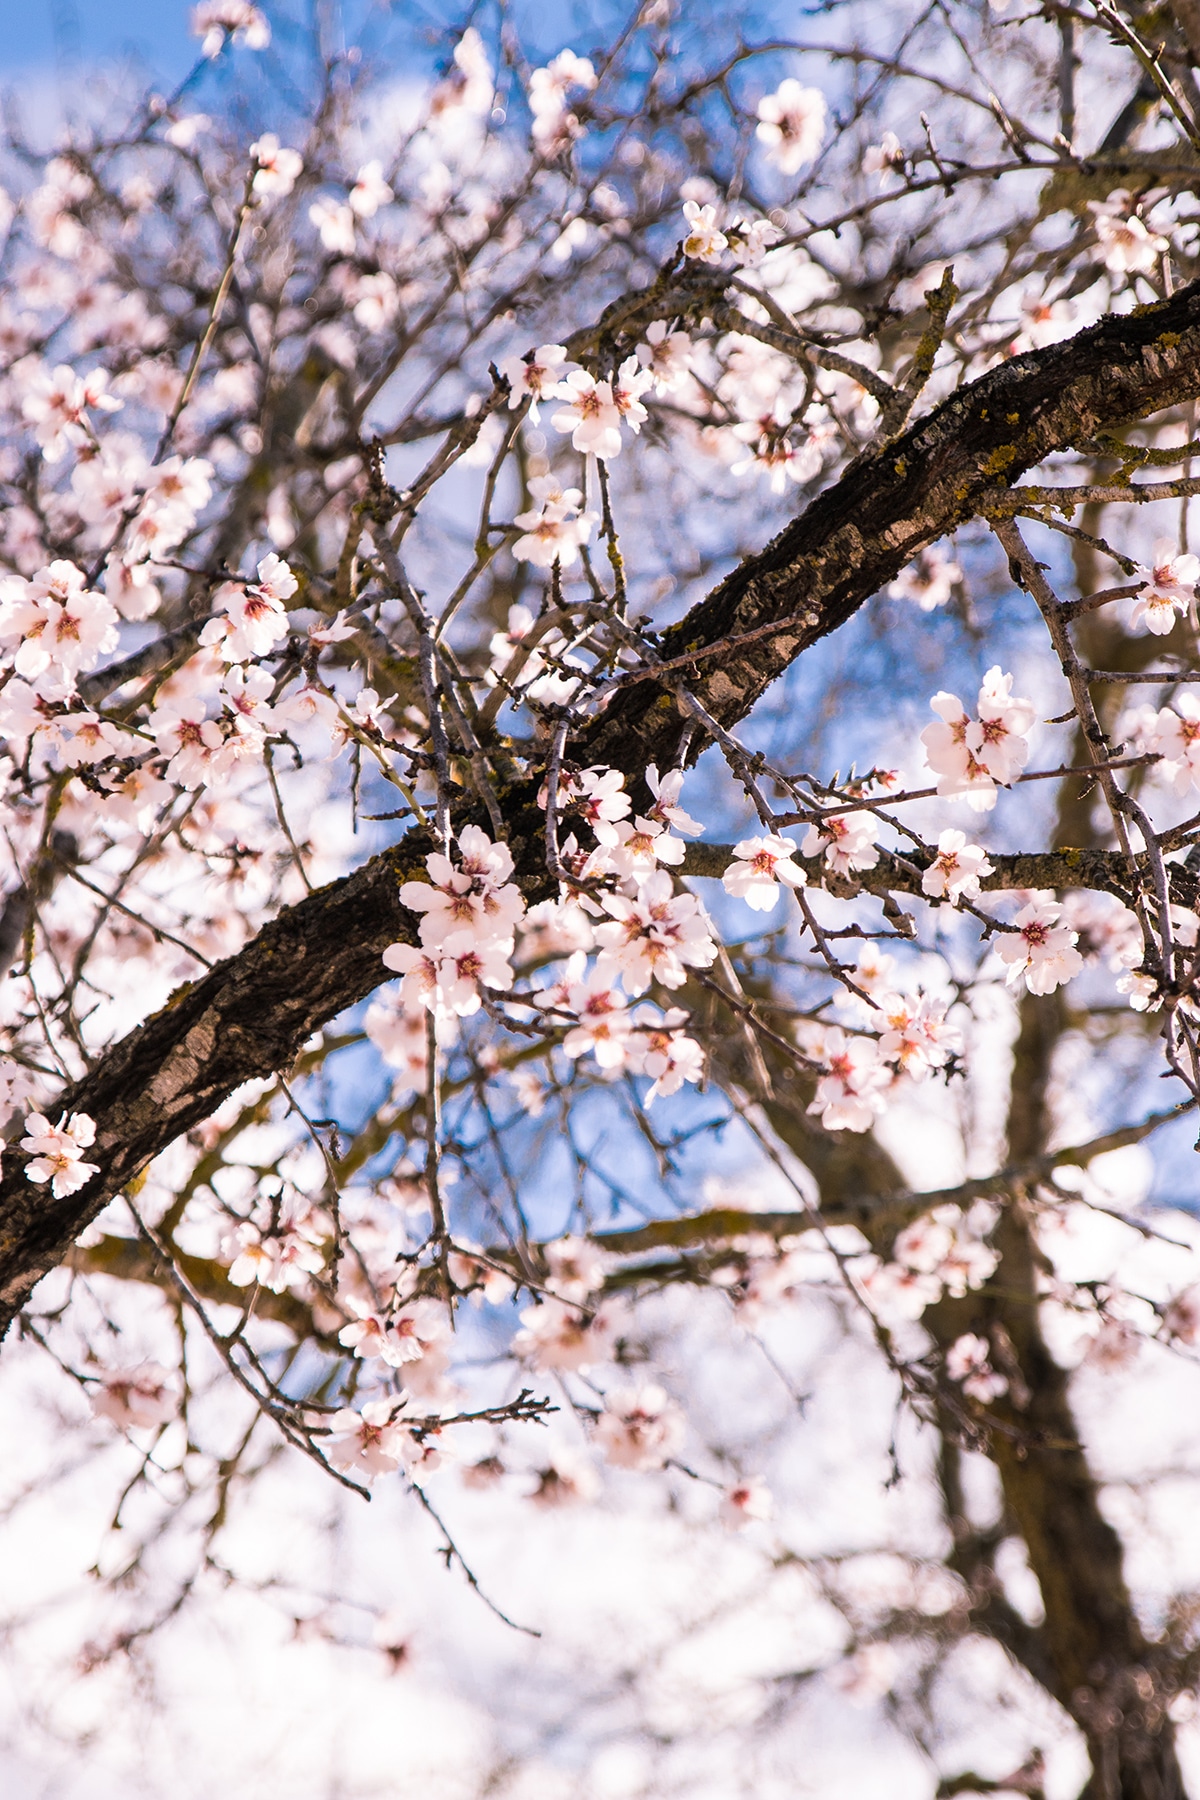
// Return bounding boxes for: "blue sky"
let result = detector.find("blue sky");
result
[0,0,195,73]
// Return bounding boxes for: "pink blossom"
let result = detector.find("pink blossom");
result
[309,196,356,255]
[550,369,624,459]
[1089,192,1167,275]
[755,80,827,174]
[151,695,229,788]
[378,1298,452,1367]
[528,1447,600,1507]
[594,1383,685,1470]
[364,995,428,1087]
[609,815,686,881]
[595,871,717,994]
[498,344,569,422]
[721,1476,773,1528]
[430,27,493,119]
[808,1030,892,1132]
[877,993,963,1079]
[324,1400,409,1480]
[628,1007,705,1100]
[529,50,596,150]
[921,667,1034,810]
[855,1256,942,1323]
[561,964,633,1068]
[1130,541,1199,636]
[21,363,121,462]
[337,1299,396,1362]
[60,711,134,766]
[19,1110,99,1197]
[921,829,993,905]
[722,834,807,910]
[971,666,1036,783]
[398,824,524,953]
[729,218,782,268]
[348,160,393,218]
[201,556,294,662]
[226,1211,326,1291]
[1149,692,1200,793]
[889,544,962,611]
[802,811,879,877]
[513,1297,616,1371]
[995,899,1084,995]
[636,323,693,394]
[545,1234,609,1302]
[730,402,831,492]
[645,765,703,837]
[611,357,653,435]
[863,132,906,183]
[91,1363,180,1431]
[512,478,596,568]
[382,939,514,1018]
[1,560,119,687]
[572,767,631,845]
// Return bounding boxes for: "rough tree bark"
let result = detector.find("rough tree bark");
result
[5,281,1200,1331]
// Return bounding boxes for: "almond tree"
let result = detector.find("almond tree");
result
[6,2,1200,1792]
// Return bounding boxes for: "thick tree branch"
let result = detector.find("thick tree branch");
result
[7,283,1200,1334]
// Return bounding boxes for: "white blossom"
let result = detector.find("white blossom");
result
[889,544,962,611]
[19,1110,99,1197]
[722,834,807,910]
[808,1030,892,1132]
[946,1333,1008,1402]
[995,899,1084,994]
[802,811,879,876]
[191,2,270,57]
[921,829,993,905]
[250,135,303,199]
[680,200,727,263]
[636,322,693,393]
[1089,192,1168,275]
[594,1383,685,1470]
[550,369,624,459]
[755,80,827,175]
[91,1363,180,1431]
[498,343,569,422]
[1130,540,1199,636]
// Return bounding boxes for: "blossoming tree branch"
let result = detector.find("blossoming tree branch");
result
[9,1,1200,1788]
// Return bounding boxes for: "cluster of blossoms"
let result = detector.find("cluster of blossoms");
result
[223,1195,330,1294]
[945,1332,1008,1403]
[498,340,653,472]
[921,829,993,906]
[729,399,834,492]
[855,1204,999,1325]
[511,475,597,570]
[921,665,1035,810]
[528,49,597,150]
[532,765,713,1091]
[190,2,270,58]
[383,825,526,1026]
[805,982,963,1134]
